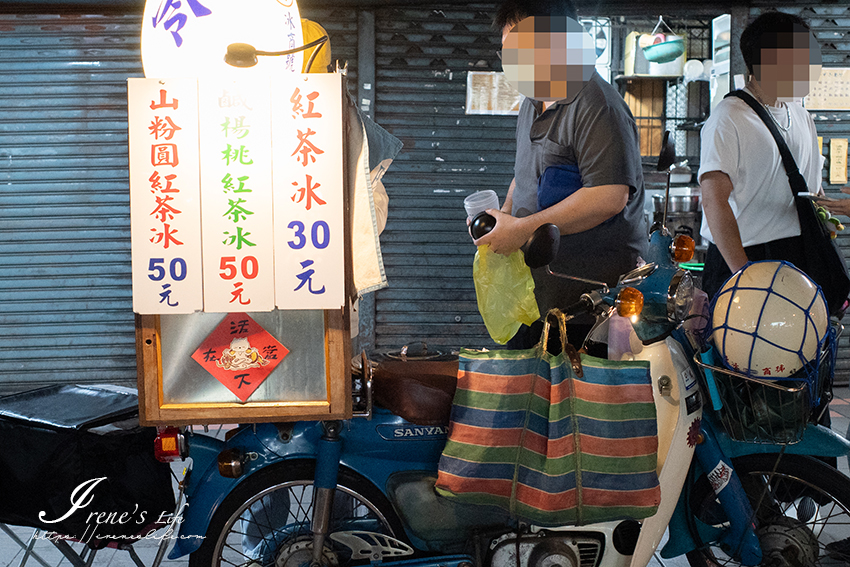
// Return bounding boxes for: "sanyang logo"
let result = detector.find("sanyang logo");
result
[377,425,448,440]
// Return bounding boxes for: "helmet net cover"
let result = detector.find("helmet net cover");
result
[710,261,829,381]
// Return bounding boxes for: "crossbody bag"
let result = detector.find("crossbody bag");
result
[725,89,850,315]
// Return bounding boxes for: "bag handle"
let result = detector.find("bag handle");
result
[540,309,584,378]
[509,309,584,518]
[724,90,809,196]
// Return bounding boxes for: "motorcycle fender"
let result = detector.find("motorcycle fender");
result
[170,415,446,559]
[169,426,316,559]
[629,337,701,567]
[659,488,700,558]
[168,433,229,559]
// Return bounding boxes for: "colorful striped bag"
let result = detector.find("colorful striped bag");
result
[435,311,660,526]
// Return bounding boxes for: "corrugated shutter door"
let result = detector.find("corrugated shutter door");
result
[0,13,143,393]
[374,3,512,351]
[0,9,355,394]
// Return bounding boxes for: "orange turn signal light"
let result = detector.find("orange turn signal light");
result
[616,287,644,318]
[670,234,695,263]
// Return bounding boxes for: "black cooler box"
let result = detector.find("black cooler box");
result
[0,384,175,545]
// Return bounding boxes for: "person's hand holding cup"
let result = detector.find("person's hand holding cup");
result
[464,190,500,237]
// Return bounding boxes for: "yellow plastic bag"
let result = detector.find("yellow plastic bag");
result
[473,245,540,344]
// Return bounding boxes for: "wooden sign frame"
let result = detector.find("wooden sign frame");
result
[135,308,351,425]
[134,76,352,425]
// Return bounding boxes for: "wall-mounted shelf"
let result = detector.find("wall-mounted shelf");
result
[609,16,713,160]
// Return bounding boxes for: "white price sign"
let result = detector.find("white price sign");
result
[273,74,345,309]
[128,78,203,314]
[129,74,345,313]
[199,78,275,312]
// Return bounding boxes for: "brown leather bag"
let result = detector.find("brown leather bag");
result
[371,350,458,426]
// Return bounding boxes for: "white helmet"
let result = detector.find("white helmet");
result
[711,261,828,378]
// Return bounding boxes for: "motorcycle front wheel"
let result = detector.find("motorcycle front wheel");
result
[188,461,407,567]
[685,453,850,567]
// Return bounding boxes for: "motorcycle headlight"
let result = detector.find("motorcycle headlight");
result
[667,269,694,322]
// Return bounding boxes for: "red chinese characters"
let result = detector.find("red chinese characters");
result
[274,74,344,310]
[148,90,184,252]
[191,312,288,403]
[129,79,203,315]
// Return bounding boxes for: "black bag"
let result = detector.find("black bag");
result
[726,90,850,315]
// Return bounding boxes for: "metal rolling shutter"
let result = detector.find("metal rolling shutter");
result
[0,8,356,394]
[752,4,850,384]
[0,13,143,394]
[373,2,510,351]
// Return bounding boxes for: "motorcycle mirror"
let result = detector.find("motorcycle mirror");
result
[656,130,676,172]
[523,223,560,268]
[469,211,497,240]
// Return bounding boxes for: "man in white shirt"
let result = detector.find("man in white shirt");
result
[700,16,849,536]
[699,11,823,299]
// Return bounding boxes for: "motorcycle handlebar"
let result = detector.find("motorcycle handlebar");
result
[563,296,594,317]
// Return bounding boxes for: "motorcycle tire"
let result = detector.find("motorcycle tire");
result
[685,453,850,567]
[188,460,408,567]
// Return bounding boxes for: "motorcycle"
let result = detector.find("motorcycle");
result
[5,131,848,567]
[162,183,850,566]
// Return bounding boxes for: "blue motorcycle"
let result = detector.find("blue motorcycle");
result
[160,213,850,567]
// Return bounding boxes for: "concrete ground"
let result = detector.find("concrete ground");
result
[2,387,849,567]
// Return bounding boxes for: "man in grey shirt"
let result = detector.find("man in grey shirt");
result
[474,0,647,348]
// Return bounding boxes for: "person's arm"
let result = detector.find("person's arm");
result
[815,186,850,217]
[501,177,516,214]
[473,183,629,255]
[700,170,749,273]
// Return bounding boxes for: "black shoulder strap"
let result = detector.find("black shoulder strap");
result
[724,90,809,195]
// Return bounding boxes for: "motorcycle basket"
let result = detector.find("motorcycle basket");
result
[693,339,834,445]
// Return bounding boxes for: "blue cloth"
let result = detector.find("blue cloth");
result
[536,165,614,230]
[537,163,582,211]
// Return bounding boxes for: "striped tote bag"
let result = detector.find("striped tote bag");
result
[435,311,660,526]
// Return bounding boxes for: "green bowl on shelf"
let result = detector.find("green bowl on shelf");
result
[642,38,684,63]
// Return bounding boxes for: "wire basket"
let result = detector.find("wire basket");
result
[693,341,834,445]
